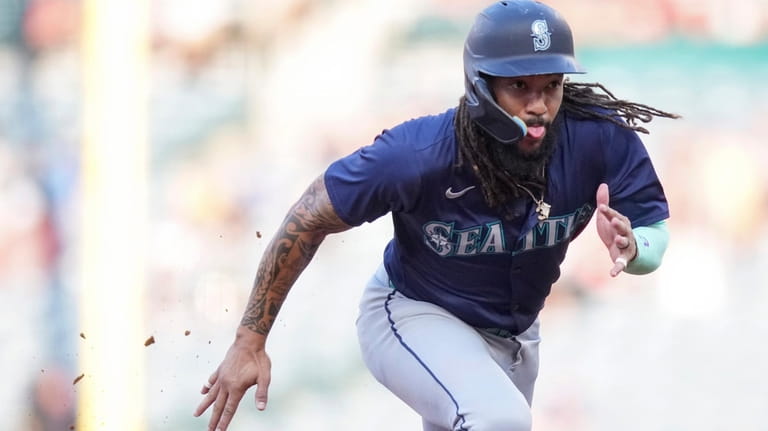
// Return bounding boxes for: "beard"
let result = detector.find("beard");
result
[489,118,559,187]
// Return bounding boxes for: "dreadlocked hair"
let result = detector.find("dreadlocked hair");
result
[455,96,531,212]
[454,81,680,212]
[561,81,680,134]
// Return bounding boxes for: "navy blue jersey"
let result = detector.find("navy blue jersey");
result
[325,107,668,335]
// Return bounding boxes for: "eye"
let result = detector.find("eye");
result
[507,80,526,89]
[547,79,562,89]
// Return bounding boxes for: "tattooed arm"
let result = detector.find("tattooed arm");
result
[194,174,351,431]
[242,174,350,337]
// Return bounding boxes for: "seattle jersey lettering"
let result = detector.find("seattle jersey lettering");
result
[423,204,594,257]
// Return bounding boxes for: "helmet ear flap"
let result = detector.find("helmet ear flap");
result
[466,76,527,145]
[461,0,582,144]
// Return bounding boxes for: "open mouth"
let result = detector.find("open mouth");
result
[526,125,546,139]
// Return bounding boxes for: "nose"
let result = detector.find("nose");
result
[525,92,547,116]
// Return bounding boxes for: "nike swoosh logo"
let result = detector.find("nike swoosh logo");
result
[445,186,476,199]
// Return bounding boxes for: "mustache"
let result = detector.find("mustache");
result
[525,116,549,128]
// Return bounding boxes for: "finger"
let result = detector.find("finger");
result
[201,370,218,394]
[611,256,627,277]
[193,384,219,418]
[215,390,245,431]
[209,389,228,431]
[611,228,633,249]
[596,183,609,208]
[599,202,624,220]
[614,234,632,250]
[602,205,633,231]
[213,392,245,431]
[254,373,271,411]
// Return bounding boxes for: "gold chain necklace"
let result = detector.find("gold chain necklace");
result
[514,181,550,221]
[513,166,552,220]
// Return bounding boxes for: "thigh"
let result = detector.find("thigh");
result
[480,320,541,406]
[356,266,532,431]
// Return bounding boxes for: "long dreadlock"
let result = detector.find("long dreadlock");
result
[560,82,680,134]
[455,81,680,214]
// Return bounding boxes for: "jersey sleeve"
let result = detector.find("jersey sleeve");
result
[324,125,422,226]
[601,123,669,227]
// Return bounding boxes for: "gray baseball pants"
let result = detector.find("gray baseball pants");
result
[356,264,541,431]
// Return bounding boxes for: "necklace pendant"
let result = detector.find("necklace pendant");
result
[536,201,551,220]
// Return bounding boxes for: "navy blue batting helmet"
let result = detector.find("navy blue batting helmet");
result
[464,0,585,144]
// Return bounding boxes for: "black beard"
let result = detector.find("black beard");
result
[489,121,558,188]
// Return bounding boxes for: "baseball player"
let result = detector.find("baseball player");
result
[194,1,677,430]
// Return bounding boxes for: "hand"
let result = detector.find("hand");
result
[595,183,637,277]
[194,340,271,431]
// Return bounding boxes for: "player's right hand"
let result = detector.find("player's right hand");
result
[194,341,272,431]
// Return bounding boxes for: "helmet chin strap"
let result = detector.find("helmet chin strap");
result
[467,77,528,145]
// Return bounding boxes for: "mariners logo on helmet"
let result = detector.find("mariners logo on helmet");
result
[531,20,552,51]
[462,0,584,144]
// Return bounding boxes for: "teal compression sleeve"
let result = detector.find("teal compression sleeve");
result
[625,220,669,275]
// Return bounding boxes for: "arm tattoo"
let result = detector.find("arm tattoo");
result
[240,175,350,335]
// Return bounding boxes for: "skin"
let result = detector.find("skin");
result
[489,74,637,274]
[489,73,564,157]
[194,75,639,431]
[193,174,351,431]
[596,183,638,277]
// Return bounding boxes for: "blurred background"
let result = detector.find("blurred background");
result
[1,0,767,430]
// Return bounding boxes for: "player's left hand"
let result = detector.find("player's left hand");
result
[595,183,636,277]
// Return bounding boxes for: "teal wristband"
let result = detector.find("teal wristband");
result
[625,220,669,275]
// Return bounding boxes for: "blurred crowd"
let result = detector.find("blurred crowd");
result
[1,0,767,430]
